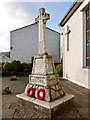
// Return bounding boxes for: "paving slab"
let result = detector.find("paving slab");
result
[2,76,90,119]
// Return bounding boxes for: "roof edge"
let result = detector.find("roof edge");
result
[59,0,84,27]
[10,23,60,34]
[10,23,36,33]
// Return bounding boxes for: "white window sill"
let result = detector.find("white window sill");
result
[82,67,90,69]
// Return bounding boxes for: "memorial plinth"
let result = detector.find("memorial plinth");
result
[16,8,74,118]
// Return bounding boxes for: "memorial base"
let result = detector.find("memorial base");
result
[16,93,74,118]
[24,54,65,102]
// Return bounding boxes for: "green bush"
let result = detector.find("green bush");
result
[54,64,63,77]
[3,62,12,72]
[2,60,32,76]
[11,60,22,72]
[21,62,28,72]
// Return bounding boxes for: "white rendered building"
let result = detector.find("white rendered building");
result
[59,0,90,89]
[10,23,60,63]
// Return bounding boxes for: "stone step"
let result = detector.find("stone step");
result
[16,93,74,118]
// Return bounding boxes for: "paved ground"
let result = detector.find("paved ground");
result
[2,76,90,119]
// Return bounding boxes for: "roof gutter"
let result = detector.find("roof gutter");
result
[58,0,84,27]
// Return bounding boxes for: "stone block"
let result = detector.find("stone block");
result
[44,89,51,101]
[50,89,56,101]
[33,99,50,109]
[56,84,60,91]
[55,91,61,99]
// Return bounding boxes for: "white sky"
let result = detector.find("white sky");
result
[0,2,35,52]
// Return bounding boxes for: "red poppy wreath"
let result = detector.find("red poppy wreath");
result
[37,88,45,100]
[26,87,35,97]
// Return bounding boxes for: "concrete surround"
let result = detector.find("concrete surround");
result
[16,93,74,118]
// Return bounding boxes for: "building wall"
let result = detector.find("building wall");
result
[63,0,90,89]
[10,24,60,63]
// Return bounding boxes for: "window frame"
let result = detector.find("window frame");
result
[86,3,90,67]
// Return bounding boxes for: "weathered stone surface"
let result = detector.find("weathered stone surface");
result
[24,82,65,102]
[44,89,51,102]
[56,84,60,91]
[33,58,45,74]
[50,85,55,90]
[16,93,74,118]
[35,8,50,55]
[55,91,61,99]
[29,74,59,87]
[32,55,55,75]
[29,75,47,86]
[50,89,56,101]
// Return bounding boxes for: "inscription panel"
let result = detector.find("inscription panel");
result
[29,76,47,86]
[29,75,57,87]
[34,59,45,74]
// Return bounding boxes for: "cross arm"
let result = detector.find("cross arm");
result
[45,13,50,20]
[65,30,71,35]
[35,16,39,24]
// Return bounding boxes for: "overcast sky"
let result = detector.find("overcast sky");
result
[0,0,74,52]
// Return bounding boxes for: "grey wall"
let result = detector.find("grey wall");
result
[10,24,60,63]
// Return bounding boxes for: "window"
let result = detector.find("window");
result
[86,3,90,67]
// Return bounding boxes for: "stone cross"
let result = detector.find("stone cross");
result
[35,8,50,55]
[65,25,71,51]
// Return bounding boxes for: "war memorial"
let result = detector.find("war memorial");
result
[16,8,74,118]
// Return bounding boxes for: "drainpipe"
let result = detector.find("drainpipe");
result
[59,33,61,63]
